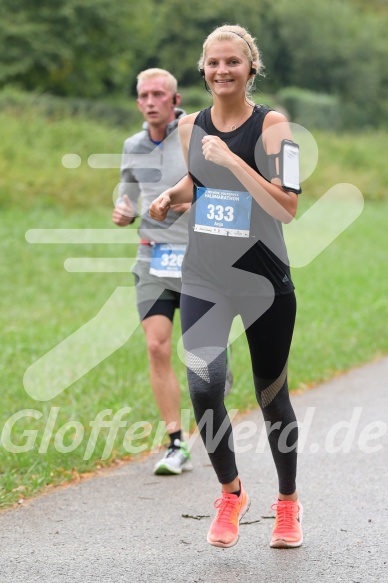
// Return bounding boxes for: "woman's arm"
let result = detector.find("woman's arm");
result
[201,111,298,224]
[149,174,193,221]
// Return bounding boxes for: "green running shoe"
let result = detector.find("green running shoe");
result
[153,439,193,475]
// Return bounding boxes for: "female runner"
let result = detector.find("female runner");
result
[150,24,303,550]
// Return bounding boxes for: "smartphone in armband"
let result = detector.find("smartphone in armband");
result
[281,139,301,194]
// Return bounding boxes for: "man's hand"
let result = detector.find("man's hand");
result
[112,195,135,226]
[149,193,172,221]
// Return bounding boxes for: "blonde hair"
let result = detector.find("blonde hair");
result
[136,68,178,94]
[197,24,265,95]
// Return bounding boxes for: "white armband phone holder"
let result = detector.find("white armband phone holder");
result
[267,139,301,194]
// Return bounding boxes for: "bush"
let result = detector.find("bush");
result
[179,86,212,111]
[0,87,137,128]
[276,87,342,131]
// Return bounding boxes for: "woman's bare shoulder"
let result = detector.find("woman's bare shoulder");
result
[179,111,200,126]
[263,109,289,128]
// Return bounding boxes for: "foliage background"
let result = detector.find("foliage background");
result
[1,0,388,128]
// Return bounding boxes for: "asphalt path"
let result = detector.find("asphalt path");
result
[0,357,387,583]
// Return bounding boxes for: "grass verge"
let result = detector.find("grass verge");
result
[0,199,387,508]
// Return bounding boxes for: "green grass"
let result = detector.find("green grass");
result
[0,104,387,509]
[302,130,388,201]
[1,200,387,508]
[291,198,388,386]
[0,110,130,210]
[1,104,388,210]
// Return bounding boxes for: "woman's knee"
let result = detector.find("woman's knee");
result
[185,347,226,406]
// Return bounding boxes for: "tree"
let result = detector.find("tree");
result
[1,0,387,127]
[0,0,149,97]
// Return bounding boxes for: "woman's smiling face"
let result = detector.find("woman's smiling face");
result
[203,41,251,97]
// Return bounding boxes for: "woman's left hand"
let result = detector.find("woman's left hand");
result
[202,135,233,167]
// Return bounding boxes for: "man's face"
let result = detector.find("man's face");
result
[136,76,177,129]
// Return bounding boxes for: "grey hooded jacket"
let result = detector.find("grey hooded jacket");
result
[117,108,189,261]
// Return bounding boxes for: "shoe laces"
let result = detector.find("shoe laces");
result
[271,501,299,533]
[214,493,239,524]
[165,438,182,457]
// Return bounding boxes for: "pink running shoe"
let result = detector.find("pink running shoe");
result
[270,499,303,548]
[207,482,250,548]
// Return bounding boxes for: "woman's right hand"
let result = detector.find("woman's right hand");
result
[149,192,172,221]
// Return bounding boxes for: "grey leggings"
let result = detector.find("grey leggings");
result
[180,284,298,495]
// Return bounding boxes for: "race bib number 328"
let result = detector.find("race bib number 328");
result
[194,187,252,237]
[149,243,186,278]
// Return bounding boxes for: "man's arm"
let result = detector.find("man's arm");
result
[112,144,140,227]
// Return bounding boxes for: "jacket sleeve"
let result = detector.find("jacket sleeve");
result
[116,142,141,217]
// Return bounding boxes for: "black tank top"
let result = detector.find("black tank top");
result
[182,106,295,296]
